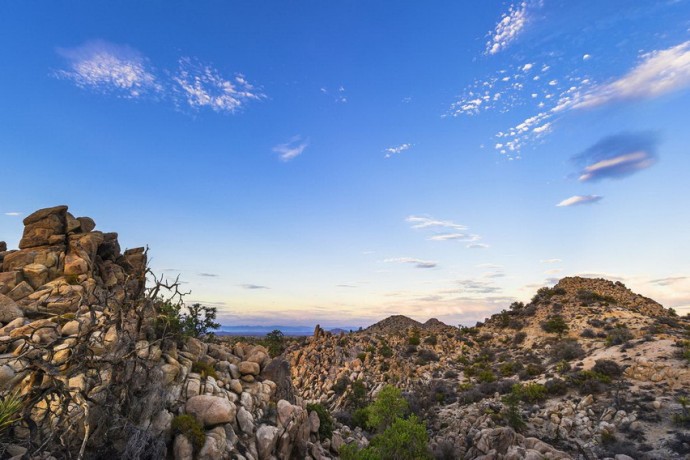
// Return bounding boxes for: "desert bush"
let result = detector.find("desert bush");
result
[580,328,596,338]
[550,339,585,362]
[606,326,633,346]
[334,376,350,395]
[408,329,421,346]
[541,315,569,336]
[307,403,334,440]
[519,363,545,380]
[424,335,438,346]
[171,414,205,453]
[357,352,367,361]
[443,370,458,379]
[592,359,623,378]
[499,361,523,376]
[348,380,368,409]
[156,301,219,340]
[343,415,431,460]
[417,349,439,365]
[502,392,526,431]
[577,289,616,306]
[379,343,393,358]
[568,370,610,394]
[512,382,547,403]
[545,378,568,395]
[458,387,484,405]
[513,331,527,345]
[476,369,496,383]
[191,361,217,379]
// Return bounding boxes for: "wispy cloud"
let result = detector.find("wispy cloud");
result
[241,284,269,290]
[273,136,309,162]
[573,132,658,182]
[55,40,264,114]
[384,257,437,269]
[544,268,563,275]
[384,143,413,158]
[428,233,479,242]
[649,276,688,286]
[540,258,561,264]
[55,40,160,98]
[467,243,490,249]
[573,41,690,109]
[4,212,21,217]
[556,195,603,207]
[485,2,535,55]
[198,273,219,277]
[406,215,467,231]
[456,279,501,294]
[173,57,264,113]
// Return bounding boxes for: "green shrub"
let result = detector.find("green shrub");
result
[513,332,527,345]
[357,352,367,361]
[191,361,218,379]
[512,383,547,403]
[577,289,616,306]
[348,380,368,409]
[499,361,523,376]
[368,415,431,459]
[379,343,393,358]
[541,315,569,336]
[264,329,285,357]
[156,300,220,340]
[502,391,526,431]
[307,403,334,440]
[568,370,610,394]
[334,376,350,395]
[476,370,496,383]
[172,414,205,453]
[366,385,409,432]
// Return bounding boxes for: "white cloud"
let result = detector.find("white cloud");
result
[273,136,309,162]
[573,41,690,109]
[56,40,160,98]
[429,233,479,242]
[583,54,592,61]
[556,195,603,207]
[4,212,21,216]
[578,151,654,182]
[384,257,437,269]
[384,143,412,158]
[540,258,562,264]
[467,243,490,249]
[406,215,467,231]
[173,57,264,113]
[544,268,563,275]
[486,2,531,55]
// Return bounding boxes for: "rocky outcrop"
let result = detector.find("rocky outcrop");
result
[0,206,343,460]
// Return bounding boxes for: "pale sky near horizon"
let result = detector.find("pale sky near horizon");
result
[1,1,690,328]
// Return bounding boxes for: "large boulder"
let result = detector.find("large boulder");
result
[256,425,280,460]
[0,293,23,323]
[19,205,67,249]
[185,395,236,427]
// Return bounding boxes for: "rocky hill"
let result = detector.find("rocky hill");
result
[288,277,690,459]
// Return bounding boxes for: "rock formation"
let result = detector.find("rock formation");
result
[0,206,349,460]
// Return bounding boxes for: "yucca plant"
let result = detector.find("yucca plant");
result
[0,392,23,434]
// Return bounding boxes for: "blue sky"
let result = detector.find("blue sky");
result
[2,1,690,327]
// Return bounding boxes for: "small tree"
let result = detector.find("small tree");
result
[182,303,220,338]
[265,329,285,357]
[367,385,409,433]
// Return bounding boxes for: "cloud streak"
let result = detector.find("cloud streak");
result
[273,136,309,162]
[406,215,467,231]
[573,41,690,109]
[556,195,603,207]
[384,257,437,269]
[574,132,658,182]
[241,284,269,290]
[384,143,412,158]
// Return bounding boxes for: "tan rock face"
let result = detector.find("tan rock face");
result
[185,395,237,427]
[0,293,23,323]
[239,361,261,376]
